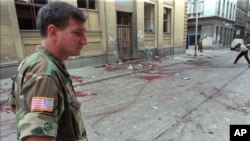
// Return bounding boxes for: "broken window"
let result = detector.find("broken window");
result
[77,0,95,9]
[144,3,154,32]
[15,0,47,30]
[163,7,171,33]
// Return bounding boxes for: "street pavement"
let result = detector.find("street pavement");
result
[1,48,250,141]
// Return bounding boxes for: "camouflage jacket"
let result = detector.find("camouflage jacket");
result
[9,46,87,141]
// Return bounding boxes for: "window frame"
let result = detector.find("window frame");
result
[163,7,172,34]
[144,2,155,33]
[77,0,96,10]
[15,0,48,30]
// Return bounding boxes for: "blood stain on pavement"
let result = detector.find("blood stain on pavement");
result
[104,65,122,72]
[139,69,183,81]
[75,91,97,97]
[70,75,83,83]
[0,103,11,113]
[140,75,164,81]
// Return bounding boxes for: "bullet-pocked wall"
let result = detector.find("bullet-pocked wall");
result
[0,0,187,68]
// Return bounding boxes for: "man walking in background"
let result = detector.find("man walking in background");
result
[198,38,203,52]
[233,43,250,67]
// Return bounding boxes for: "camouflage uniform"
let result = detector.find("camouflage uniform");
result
[9,46,87,141]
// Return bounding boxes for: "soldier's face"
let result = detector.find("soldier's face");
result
[56,18,87,59]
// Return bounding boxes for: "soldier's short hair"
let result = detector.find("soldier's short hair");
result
[36,1,86,38]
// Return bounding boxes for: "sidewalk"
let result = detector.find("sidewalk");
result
[69,48,231,86]
[0,48,231,104]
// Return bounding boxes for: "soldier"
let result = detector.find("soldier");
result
[9,2,88,141]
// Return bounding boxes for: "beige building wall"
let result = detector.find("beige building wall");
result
[157,0,164,48]
[162,0,174,47]
[173,0,186,47]
[135,0,145,49]
[138,0,186,55]
[0,0,105,64]
[103,0,117,55]
[0,0,23,65]
[143,0,156,48]
[0,0,187,67]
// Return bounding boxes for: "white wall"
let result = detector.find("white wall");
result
[188,0,237,21]
[203,0,216,16]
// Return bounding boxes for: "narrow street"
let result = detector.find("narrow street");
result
[1,49,250,141]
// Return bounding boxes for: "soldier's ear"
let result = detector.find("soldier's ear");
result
[47,24,59,40]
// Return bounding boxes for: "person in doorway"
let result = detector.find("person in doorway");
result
[233,43,250,66]
[198,38,203,52]
[9,2,88,141]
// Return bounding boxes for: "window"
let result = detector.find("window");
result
[117,12,131,25]
[220,27,223,44]
[144,3,154,32]
[15,0,47,30]
[216,26,218,44]
[77,0,95,9]
[77,0,100,32]
[193,1,197,13]
[163,8,171,33]
[188,0,193,14]
[217,0,221,15]
[222,0,225,17]
[229,3,232,19]
[226,1,229,18]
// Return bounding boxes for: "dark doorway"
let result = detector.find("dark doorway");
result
[117,12,132,59]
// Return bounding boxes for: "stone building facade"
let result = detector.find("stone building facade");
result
[187,0,237,49]
[0,0,187,70]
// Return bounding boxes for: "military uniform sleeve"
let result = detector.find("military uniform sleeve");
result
[17,75,64,141]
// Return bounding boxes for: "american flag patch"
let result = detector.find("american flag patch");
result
[31,97,54,112]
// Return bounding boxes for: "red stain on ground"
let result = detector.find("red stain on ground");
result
[139,69,182,81]
[75,91,97,97]
[0,104,11,113]
[89,99,137,128]
[140,75,164,81]
[70,75,83,83]
[104,65,122,72]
